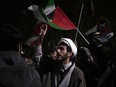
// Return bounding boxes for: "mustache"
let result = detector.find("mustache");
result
[57,53,68,61]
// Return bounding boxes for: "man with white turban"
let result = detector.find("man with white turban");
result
[52,38,86,87]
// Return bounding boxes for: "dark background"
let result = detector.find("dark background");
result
[0,0,116,47]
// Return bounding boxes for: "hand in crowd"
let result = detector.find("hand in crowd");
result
[39,23,48,37]
[36,23,48,45]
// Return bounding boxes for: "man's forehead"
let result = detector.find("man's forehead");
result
[58,45,67,48]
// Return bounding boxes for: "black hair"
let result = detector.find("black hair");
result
[59,42,71,52]
[45,41,57,54]
[0,24,23,51]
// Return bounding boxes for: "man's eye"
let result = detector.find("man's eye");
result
[58,47,64,50]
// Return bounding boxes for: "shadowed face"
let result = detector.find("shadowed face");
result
[49,50,57,60]
[57,45,69,61]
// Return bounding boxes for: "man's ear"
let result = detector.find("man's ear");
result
[67,52,73,58]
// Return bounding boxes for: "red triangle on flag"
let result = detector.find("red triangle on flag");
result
[52,7,76,30]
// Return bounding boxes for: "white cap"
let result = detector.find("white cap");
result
[58,38,77,57]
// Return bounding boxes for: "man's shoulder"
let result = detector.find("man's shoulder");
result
[0,66,39,87]
[72,66,84,75]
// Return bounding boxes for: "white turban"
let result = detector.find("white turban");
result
[58,38,77,57]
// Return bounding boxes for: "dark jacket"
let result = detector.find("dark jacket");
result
[0,51,42,87]
[97,66,116,87]
[69,66,86,87]
[52,62,86,87]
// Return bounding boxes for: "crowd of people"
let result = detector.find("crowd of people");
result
[0,16,115,87]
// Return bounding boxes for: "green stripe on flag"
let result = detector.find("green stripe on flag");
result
[44,0,55,15]
[34,0,76,30]
[46,17,64,30]
[41,8,63,30]
[46,0,55,7]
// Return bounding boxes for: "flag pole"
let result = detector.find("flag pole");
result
[74,3,90,45]
[74,3,84,42]
[76,27,90,45]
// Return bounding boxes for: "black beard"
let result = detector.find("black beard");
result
[61,53,68,61]
[57,53,68,62]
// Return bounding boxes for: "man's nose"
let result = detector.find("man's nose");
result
[57,48,60,52]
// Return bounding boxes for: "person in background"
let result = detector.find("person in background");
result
[77,46,101,87]
[23,23,48,69]
[52,38,86,87]
[0,24,42,87]
[21,44,34,66]
[85,17,114,77]
[38,41,59,87]
[96,33,116,87]
[32,23,60,87]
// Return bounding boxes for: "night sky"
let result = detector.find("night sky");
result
[0,0,116,45]
[0,0,116,26]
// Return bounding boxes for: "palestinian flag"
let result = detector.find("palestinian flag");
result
[42,0,76,30]
[44,6,76,30]
[28,0,76,30]
[85,17,111,35]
